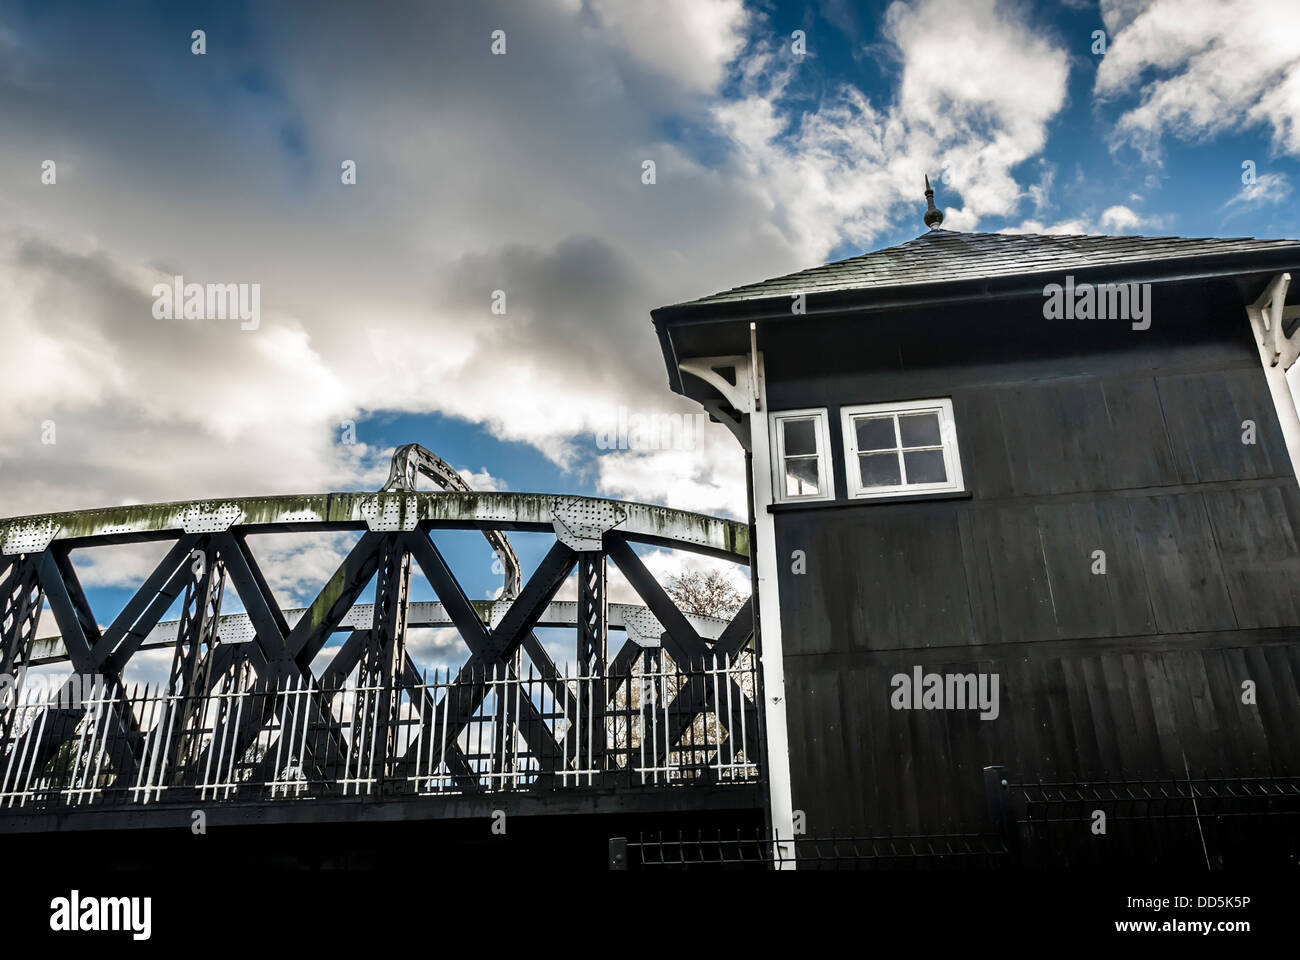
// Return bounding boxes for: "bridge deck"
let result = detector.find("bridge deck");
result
[0,783,764,834]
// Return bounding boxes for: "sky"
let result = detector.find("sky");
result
[3,0,1299,680]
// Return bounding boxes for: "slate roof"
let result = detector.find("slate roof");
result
[671,229,1300,309]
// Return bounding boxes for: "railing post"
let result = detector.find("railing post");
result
[984,764,1020,867]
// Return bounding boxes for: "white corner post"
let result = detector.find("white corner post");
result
[680,342,798,869]
[1246,273,1300,484]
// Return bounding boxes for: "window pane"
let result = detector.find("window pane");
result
[858,452,901,487]
[854,415,896,452]
[782,418,817,456]
[899,412,941,448]
[903,449,947,484]
[784,456,821,497]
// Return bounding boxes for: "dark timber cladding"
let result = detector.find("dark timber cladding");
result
[654,223,1300,857]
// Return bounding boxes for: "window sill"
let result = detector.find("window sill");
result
[768,489,972,513]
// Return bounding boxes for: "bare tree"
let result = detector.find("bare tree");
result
[665,570,748,619]
[598,570,753,774]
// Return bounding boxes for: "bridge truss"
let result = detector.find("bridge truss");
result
[0,486,761,830]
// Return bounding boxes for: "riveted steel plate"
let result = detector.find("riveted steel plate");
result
[359,494,421,532]
[623,608,664,648]
[551,496,626,551]
[2,518,57,555]
[180,503,243,533]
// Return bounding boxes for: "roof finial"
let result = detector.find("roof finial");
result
[923,174,944,230]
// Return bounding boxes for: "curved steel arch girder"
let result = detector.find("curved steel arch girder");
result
[0,491,749,562]
[381,443,523,599]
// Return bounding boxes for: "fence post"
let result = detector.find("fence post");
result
[984,764,1020,867]
[608,836,628,870]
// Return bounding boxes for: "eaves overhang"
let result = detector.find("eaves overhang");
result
[652,244,1300,396]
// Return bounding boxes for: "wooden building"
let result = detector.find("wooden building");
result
[652,185,1300,866]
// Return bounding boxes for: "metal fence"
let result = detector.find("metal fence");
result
[613,829,1008,870]
[610,765,1300,870]
[0,653,760,811]
[986,766,1300,869]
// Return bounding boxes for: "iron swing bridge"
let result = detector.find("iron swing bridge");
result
[0,446,763,832]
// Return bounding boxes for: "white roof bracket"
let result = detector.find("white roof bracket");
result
[1249,272,1295,369]
[678,355,754,414]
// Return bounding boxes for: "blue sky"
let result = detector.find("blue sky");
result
[2,0,1298,680]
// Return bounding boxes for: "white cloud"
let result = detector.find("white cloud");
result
[1098,204,1146,232]
[404,627,466,671]
[596,440,748,518]
[69,541,173,592]
[1026,162,1057,215]
[0,230,385,516]
[583,0,751,94]
[119,648,173,689]
[710,0,1070,255]
[242,532,362,610]
[457,467,507,492]
[0,0,1073,526]
[999,203,1162,236]
[1223,171,1293,211]
[998,218,1093,235]
[1095,0,1300,160]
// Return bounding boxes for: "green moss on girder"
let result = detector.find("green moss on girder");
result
[236,494,331,525]
[2,490,749,560]
[732,524,750,558]
[309,564,349,629]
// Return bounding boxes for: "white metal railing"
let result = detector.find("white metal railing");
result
[0,653,760,810]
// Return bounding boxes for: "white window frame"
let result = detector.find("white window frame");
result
[841,398,964,499]
[770,408,835,504]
